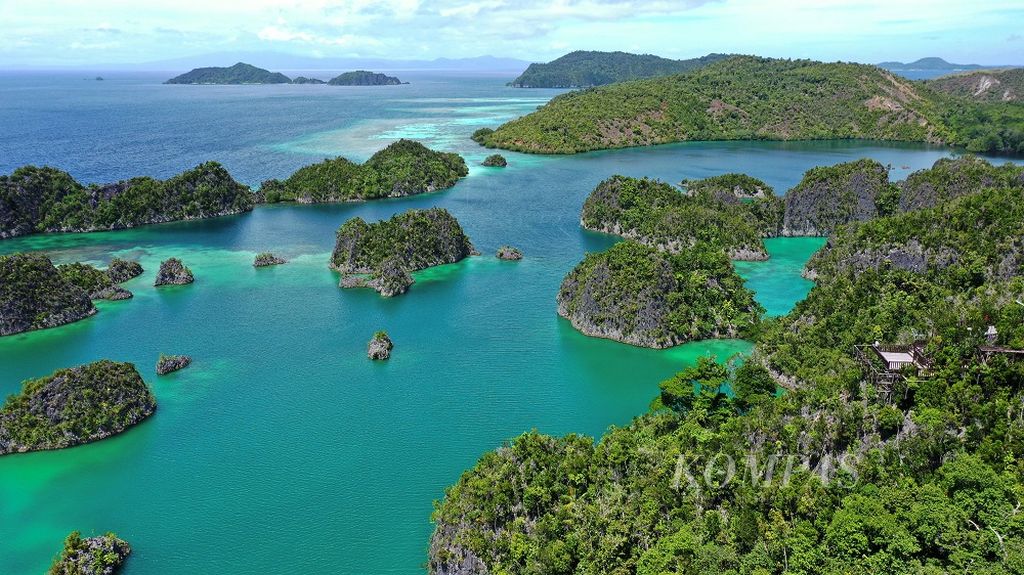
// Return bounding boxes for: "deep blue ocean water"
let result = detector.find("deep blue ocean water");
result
[0,71,1019,574]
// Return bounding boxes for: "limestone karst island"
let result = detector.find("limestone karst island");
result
[2,2,1024,575]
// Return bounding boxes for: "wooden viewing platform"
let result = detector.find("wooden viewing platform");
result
[854,341,930,400]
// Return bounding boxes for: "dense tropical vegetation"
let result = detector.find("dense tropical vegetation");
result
[556,241,763,348]
[509,51,731,88]
[478,56,1024,156]
[48,531,131,575]
[0,360,156,455]
[431,153,1024,574]
[0,253,96,336]
[0,162,253,238]
[581,175,780,259]
[260,140,467,203]
[330,207,475,274]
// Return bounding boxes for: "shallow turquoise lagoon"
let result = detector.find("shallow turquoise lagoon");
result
[0,70,1008,574]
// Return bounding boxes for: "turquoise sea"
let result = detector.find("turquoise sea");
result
[0,71,1005,574]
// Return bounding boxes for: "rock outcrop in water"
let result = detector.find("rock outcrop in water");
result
[0,162,254,239]
[253,252,287,267]
[481,154,507,167]
[0,360,156,455]
[156,354,192,375]
[782,159,896,236]
[0,253,97,336]
[259,140,468,203]
[367,331,394,360]
[106,258,144,283]
[496,246,523,260]
[331,208,475,297]
[556,241,762,348]
[48,531,131,575]
[581,175,776,260]
[58,263,133,300]
[154,258,194,286]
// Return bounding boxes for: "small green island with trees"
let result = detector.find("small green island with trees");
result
[331,207,476,297]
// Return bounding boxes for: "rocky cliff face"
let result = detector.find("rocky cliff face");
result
[367,331,394,360]
[0,253,97,336]
[782,159,895,236]
[0,360,156,455]
[48,532,131,575]
[556,241,762,348]
[898,155,1024,211]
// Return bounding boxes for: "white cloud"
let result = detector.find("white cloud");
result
[1,0,1022,66]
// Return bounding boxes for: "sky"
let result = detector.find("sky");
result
[0,0,1022,67]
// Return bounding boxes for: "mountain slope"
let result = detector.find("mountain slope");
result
[508,51,731,88]
[481,56,953,154]
[927,68,1024,102]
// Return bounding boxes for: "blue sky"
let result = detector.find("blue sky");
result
[1,0,1022,66]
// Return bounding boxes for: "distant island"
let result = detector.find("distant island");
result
[0,162,254,238]
[260,139,466,203]
[165,63,408,86]
[475,55,1024,156]
[508,50,731,88]
[927,67,1023,103]
[877,56,989,72]
[165,62,291,84]
[327,70,405,86]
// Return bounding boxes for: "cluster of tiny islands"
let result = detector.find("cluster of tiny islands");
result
[5,50,1024,574]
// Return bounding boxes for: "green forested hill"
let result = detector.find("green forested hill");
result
[508,51,731,88]
[479,56,1024,155]
[164,62,291,84]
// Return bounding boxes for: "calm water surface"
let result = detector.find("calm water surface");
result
[0,71,1011,574]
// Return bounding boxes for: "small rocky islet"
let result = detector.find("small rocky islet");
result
[253,252,287,267]
[105,258,144,283]
[154,258,194,286]
[481,154,507,167]
[0,360,156,456]
[156,354,192,375]
[367,331,394,360]
[331,207,476,297]
[48,531,131,575]
[495,246,522,260]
